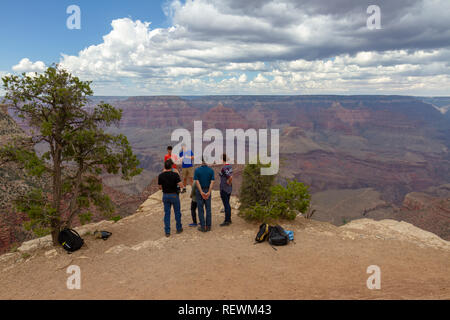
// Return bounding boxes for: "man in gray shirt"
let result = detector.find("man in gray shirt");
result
[219,153,233,226]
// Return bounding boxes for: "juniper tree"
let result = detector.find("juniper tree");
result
[238,161,310,222]
[0,65,142,244]
[238,161,276,210]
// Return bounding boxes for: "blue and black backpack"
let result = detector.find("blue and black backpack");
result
[58,228,84,253]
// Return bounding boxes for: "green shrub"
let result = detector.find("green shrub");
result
[270,180,311,219]
[79,212,93,225]
[238,162,276,210]
[240,202,277,223]
[111,215,122,223]
[21,253,31,260]
[240,179,311,223]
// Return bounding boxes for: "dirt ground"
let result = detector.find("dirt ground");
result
[0,188,449,300]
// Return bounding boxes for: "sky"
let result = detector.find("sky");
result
[1,0,450,96]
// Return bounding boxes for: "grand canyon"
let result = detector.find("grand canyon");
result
[1,95,450,253]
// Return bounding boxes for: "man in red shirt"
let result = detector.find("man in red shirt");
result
[164,146,180,174]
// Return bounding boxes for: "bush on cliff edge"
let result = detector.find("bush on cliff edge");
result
[238,162,311,223]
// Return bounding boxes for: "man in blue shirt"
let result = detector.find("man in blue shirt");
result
[194,157,215,232]
[179,143,194,193]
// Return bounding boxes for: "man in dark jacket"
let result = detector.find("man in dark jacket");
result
[219,153,233,226]
[189,185,198,227]
[158,159,184,237]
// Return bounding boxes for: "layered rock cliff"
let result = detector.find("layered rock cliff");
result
[83,96,450,240]
[5,95,450,247]
[399,185,450,240]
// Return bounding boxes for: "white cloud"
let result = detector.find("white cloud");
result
[12,58,46,73]
[238,74,247,83]
[9,0,450,95]
[253,74,269,83]
[0,71,11,96]
[0,71,11,80]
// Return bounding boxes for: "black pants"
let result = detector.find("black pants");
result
[191,200,198,224]
[220,190,232,223]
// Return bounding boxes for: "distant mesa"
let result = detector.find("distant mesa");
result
[201,103,250,130]
[282,126,306,138]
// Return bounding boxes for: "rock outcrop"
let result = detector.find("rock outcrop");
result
[398,186,450,240]
[341,219,449,250]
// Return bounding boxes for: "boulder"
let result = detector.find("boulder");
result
[44,249,58,259]
[105,244,129,255]
[17,237,49,253]
[0,252,19,264]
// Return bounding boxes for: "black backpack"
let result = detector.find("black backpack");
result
[268,225,289,246]
[58,228,84,253]
[255,223,271,243]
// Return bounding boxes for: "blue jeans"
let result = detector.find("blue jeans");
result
[220,190,232,222]
[191,201,198,224]
[162,193,182,234]
[196,188,212,228]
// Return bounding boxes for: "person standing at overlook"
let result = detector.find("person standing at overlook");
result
[194,157,215,232]
[219,153,233,227]
[179,143,194,193]
[164,146,179,175]
[158,159,184,237]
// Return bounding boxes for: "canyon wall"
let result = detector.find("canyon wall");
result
[102,95,449,238]
[3,95,450,250]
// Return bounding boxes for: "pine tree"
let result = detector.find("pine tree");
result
[1,65,142,244]
[238,161,276,210]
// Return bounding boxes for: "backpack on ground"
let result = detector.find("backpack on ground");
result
[268,225,289,246]
[94,230,112,241]
[58,228,84,253]
[255,223,271,243]
[284,230,294,241]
